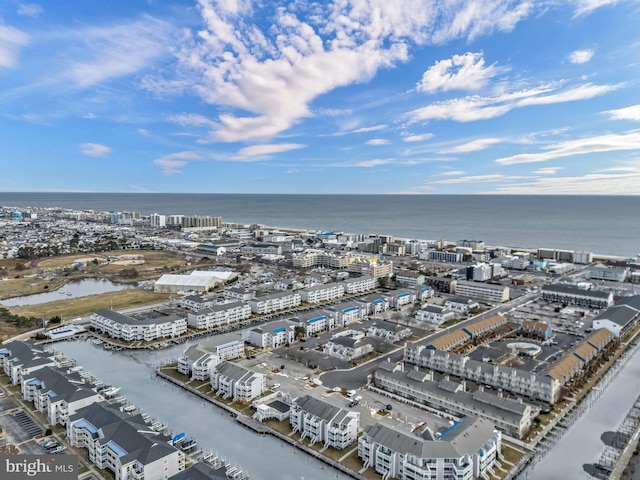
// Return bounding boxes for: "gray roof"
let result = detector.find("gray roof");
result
[542,284,612,299]
[293,395,353,425]
[70,402,176,466]
[213,361,259,383]
[362,416,496,459]
[169,462,228,480]
[594,295,640,327]
[26,366,97,404]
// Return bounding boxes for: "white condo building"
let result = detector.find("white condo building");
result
[358,417,501,480]
[210,362,266,402]
[177,338,245,380]
[91,310,187,342]
[248,292,301,314]
[290,395,359,450]
[455,280,510,304]
[299,282,345,304]
[187,302,252,329]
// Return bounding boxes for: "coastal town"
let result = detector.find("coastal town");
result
[1,205,640,480]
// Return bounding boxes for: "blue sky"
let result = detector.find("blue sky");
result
[1,0,639,194]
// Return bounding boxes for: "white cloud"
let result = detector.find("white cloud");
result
[403,133,434,142]
[417,52,503,94]
[352,125,388,134]
[534,166,562,174]
[17,3,43,17]
[231,143,306,161]
[147,0,533,142]
[366,138,391,146]
[408,82,617,123]
[0,25,30,69]
[62,17,174,88]
[347,158,395,168]
[441,170,465,176]
[79,143,111,157]
[137,128,149,136]
[573,0,621,17]
[606,105,640,122]
[153,151,202,175]
[496,132,640,165]
[493,172,640,194]
[568,49,594,64]
[431,174,526,184]
[441,138,502,153]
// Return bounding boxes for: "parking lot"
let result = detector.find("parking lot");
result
[0,405,47,454]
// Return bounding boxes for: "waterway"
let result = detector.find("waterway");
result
[0,278,138,307]
[52,339,351,480]
[524,342,640,480]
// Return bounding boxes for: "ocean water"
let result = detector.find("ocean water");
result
[0,193,638,257]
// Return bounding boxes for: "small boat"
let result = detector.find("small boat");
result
[180,438,197,450]
[101,386,121,397]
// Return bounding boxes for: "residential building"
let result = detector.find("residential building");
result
[423,276,457,294]
[299,282,345,304]
[366,320,412,344]
[444,296,479,314]
[326,301,367,326]
[541,284,614,309]
[521,320,552,340]
[586,264,630,283]
[243,320,297,349]
[385,289,416,309]
[210,362,266,402]
[347,258,394,278]
[187,302,252,329]
[342,275,377,294]
[466,262,503,282]
[592,296,640,337]
[373,362,535,439]
[293,250,349,269]
[68,402,185,480]
[415,305,455,326]
[357,294,390,315]
[0,340,58,385]
[290,395,359,450]
[404,346,562,403]
[177,338,245,380]
[179,295,217,312]
[297,311,335,336]
[241,243,283,256]
[358,417,501,480]
[455,280,510,304]
[395,271,425,288]
[421,250,464,263]
[323,334,374,361]
[91,310,187,342]
[248,292,301,314]
[223,287,255,302]
[22,366,103,426]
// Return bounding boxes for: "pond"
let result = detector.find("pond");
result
[0,277,139,307]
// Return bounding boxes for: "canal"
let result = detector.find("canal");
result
[53,339,351,480]
[523,341,640,479]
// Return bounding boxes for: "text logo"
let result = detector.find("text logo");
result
[0,455,77,480]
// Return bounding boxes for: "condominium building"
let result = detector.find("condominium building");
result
[91,310,187,342]
[373,362,535,439]
[415,305,455,326]
[68,402,185,480]
[366,320,412,344]
[342,275,378,294]
[586,264,630,283]
[241,243,283,255]
[179,295,217,312]
[422,250,464,263]
[326,301,367,326]
[244,320,297,349]
[293,250,349,269]
[455,280,510,304]
[384,290,416,309]
[290,395,359,450]
[248,292,301,314]
[177,338,245,380]
[223,287,255,302]
[297,311,335,336]
[299,282,345,304]
[347,258,394,278]
[404,346,562,403]
[358,417,501,480]
[357,294,390,315]
[592,296,640,337]
[444,296,479,313]
[187,302,252,329]
[22,366,103,426]
[210,362,266,402]
[323,334,374,361]
[541,284,614,309]
[395,271,425,288]
[0,340,58,385]
[466,263,503,282]
[423,276,457,294]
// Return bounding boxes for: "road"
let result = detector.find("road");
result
[319,291,539,389]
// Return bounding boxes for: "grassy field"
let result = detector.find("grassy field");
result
[10,289,171,319]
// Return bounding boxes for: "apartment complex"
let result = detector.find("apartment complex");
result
[177,338,245,380]
[91,310,187,342]
[290,395,360,450]
[358,417,501,480]
[248,292,301,314]
[210,362,266,402]
[454,280,510,304]
[299,282,345,303]
[187,302,252,329]
[541,284,614,309]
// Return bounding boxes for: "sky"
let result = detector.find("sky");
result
[1,0,640,195]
